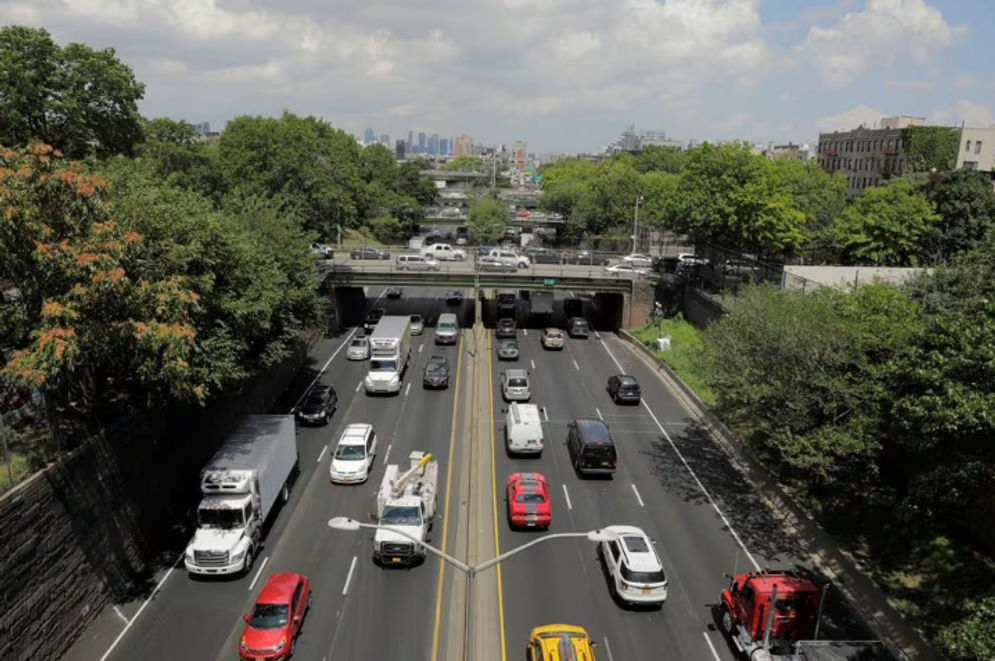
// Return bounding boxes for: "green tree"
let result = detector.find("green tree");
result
[359,143,398,187]
[365,215,404,244]
[467,196,507,243]
[919,169,995,262]
[573,158,641,237]
[635,145,686,174]
[937,597,995,661]
[827,178,939,266]
[443,155,487,172]
[902,126,960,173]
[771,158,847,236]
[143,117,199,145]
[0,26,145,158]
[675,142,807,257]
[396,160,438,207]
[638,170,682,230]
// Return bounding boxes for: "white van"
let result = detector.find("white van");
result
[504,402,544,456]
[397,254,440,271]
[435,312,459,345]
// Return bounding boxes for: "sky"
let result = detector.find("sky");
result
[1,0,993,154]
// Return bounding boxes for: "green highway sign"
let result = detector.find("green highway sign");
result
[544,279,555,285]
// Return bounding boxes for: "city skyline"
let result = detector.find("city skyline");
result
[2,1,992,153]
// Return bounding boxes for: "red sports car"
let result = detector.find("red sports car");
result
[506,472,552,529]
[240,572,311,660]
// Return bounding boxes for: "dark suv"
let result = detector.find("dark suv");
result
[296,385,338,426]
[567,317,589,338]
[350,246,390,260]
[607,374,641,404]
[364,307,386,333]
[567,418,617,476]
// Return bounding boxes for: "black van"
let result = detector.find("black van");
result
[567,418,617,476]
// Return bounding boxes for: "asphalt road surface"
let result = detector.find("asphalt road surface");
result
[63,287,863,661]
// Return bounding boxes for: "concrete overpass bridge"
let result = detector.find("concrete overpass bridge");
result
[320,260,655,328]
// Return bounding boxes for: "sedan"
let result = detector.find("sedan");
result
[385,287,403,299]
[346,337,370,361]
[525,248,562,264]
[506,472,551,529]
[478,256,517,272]
[564,250,611,265]
[567,317,590,338]
[495,318,517,338]
[497,339,520,360]
[239,572,311,661]
[410,314,424,335]
[605,263,648,277]
[423,355,451,389]
[446,289,464,305]
[295,385,337,426]
[350,246,390,260]
[621,253,654,268]
[541,328,565,350]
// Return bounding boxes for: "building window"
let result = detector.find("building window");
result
[966,140,972,151]
[975,141,982,154]
[964,161,978,170]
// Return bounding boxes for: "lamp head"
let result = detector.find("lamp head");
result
[328,516,361,531]
[586,528,618,543]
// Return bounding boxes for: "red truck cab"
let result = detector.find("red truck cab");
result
[720,570,821,651]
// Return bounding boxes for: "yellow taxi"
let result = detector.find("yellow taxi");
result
[527,624,598,661]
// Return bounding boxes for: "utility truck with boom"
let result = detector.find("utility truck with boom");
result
[184,415,298,576]
[364,315,412,394]
[372,451,438,566]
[719,569,886,661]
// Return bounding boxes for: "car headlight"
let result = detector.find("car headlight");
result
[389,375,400,385]
[185,548,194,562]
[231,548,245,563]
[241,638,249,652]
[274,638,286,652]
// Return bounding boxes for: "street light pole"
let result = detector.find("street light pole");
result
[633,194,644,254]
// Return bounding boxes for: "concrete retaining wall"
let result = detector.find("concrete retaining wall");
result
[0,341,311,661]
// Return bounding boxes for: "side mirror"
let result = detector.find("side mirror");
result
[591,641,599,648]
[243,614,249,623]
[294,615,302,623]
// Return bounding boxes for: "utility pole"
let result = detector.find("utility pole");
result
[633,194,644,254]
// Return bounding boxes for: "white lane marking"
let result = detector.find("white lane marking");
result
[599,338,761,571]
[383,444,392,466]
[703,632,722,661]
[530,359,536,370]
[112,606,129,625]
[523,328,528,336]
[355,381,362,393]
[316,444,328,464]
[248,556,270,591]
[342,556,358,595]
[419,343,424,353]
[596,407,604,421]
[604,636,615,661]
[631,483,645,507]
[404,382,411,396]
[541,406,549,421]
[572,358,580,371]
[98,555,183,661]
[562,484,573,510]
[291,328,357,411]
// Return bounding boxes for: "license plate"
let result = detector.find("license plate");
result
[601,462,611,467]
[642,588,651,595]
[391,557,402,563]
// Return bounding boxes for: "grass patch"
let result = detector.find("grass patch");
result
[628,317,716,408]
[338,228,388,248]
[0,449,33,494]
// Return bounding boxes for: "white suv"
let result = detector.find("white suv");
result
[329,423,378,484]
[422,243,466,261]
[487,249,531,269]
[599,525,668,606]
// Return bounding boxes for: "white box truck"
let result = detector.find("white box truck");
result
[364,315,412,394]
[184,415,298,577]
[372,451,438,566]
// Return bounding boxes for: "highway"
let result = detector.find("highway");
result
[62,286,859,661]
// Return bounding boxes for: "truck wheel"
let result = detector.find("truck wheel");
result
[519,262,528,269]
[456,254,464,261]
[243,546,254,575]
[721,607,734,633]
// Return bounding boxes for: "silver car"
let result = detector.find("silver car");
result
[501,369,531,402]
[410,314,424,335]
[346,337,369,360]
[541,328,565,350]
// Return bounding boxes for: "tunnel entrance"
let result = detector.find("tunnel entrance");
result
[481,289,625,332]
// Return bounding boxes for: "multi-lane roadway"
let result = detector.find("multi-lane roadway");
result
[63,286,841,661]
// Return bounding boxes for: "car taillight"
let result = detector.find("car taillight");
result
[539,437,544,447]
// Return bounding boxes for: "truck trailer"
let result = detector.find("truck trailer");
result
[364,315,412,394]
[184,415,298,576]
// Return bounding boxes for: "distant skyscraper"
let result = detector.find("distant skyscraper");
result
[407,130,414,151]
[364,128,375,144]
[428,133,439,155]
[395,139,406,160]
[379,133,389,145]
[439,138,448,155]
[418,132,427,153]
[454,133,473,156]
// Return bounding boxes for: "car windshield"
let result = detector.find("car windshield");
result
[248,603,289,629]
[438,323,456,331]
[426,363,447,375]
[381,505,422,526]
[334,444,366,460]
[620,384,640,392]
[370,359,397,371]
[516,493,546,504]
[546,331,562,338]
[198,507,244,529]
[508,378,528,387]
[573,321,589,329]
[411,315,422,323]
[621,566,666,584]
[501,342,518,350]
[350,339,367,348]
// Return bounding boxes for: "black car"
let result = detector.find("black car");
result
[607,374,642,404]
[446,289,464,305]
[495,318,517,338]
[423,355,451,389]
[478,256,517,272]
[364,307,386,333]
[564,250,611,265]
[567,317,590,338]
[296,385,338,426]
[525,247,562,264]
[386,287,403,299]
[350,246,390,260]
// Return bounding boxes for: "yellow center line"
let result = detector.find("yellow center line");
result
[488,329,508,661]
[431,332,465,661]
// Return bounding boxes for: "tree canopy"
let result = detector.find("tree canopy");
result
[466,196,508,243]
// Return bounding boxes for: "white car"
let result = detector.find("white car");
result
[422,243,466,261]
[677,253,708,266]
[346,337,370,360]
[604,263,648,276]
[599,525,668,606]
[487,249,531,269]
[621,253,653,268]
[501,369,531,402]
[311,242,334,259]
[329,423,377,484]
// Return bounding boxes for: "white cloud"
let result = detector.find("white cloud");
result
[883,79,931,92]
[815,104,885,132]
[718,113,749,131]
[933,100,995,128]
[796,0,965,87]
